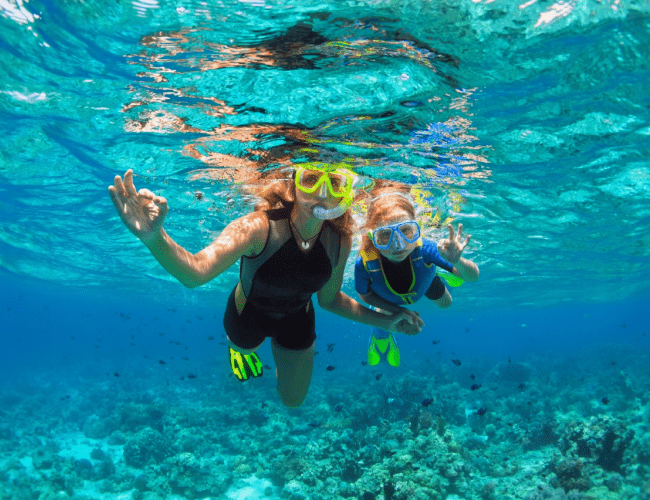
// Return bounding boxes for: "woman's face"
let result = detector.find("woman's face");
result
[372,209,418,262]
[294,181,341,219]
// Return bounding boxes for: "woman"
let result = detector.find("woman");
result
[108,166,421,408]
[355,184,480,367]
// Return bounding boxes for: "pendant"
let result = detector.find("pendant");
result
[302,241,310,250]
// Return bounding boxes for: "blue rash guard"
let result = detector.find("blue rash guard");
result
[354,238,454,305]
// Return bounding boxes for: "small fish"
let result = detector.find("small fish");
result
[207,336,215,341]
[327,343,335,353]
[261,402,268,409]
[508,356,512,363]
[158,332,166,336]
[361,361,368,366]
[334,403,344,412]
[476,408,487,416]
[263,365,272,370]
[470,373,476,380]
[421,398,433,407]
[375,374,382,381]
[70,336,75,340]
[60,395,71,401]
[180,376,185,380]
[471,384,481,391]
[182,357,189,361]
[187,373,197,379]
[114,373,120,377]
[326,365,336,371]
[131,334,134,340]
[517,383,525,390]
[432,340,440,345]
[602,397,609,405]
[465,328,470,332]
[451,359,462,366]
[158,360,167,365]
[308,421,321,428]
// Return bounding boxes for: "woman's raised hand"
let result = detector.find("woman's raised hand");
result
[108,169,168,245]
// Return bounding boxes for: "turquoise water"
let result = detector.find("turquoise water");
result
[1,1,650,499]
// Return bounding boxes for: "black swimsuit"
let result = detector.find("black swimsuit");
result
[223,203,340,351]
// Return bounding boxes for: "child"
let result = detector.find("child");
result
[354,185,480,367]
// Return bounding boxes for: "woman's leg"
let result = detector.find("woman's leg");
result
[227,336,263,354]
[271,339,315,408]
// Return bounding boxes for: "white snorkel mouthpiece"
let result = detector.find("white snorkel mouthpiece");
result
[312,183,355,220]
[313,203,348,220]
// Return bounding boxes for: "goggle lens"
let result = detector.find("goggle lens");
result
[372,221,420,249]
[296,169,351,196]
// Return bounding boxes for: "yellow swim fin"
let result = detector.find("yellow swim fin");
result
[368,329,400,367]
[229,347,263,382]
[385,331,400,367]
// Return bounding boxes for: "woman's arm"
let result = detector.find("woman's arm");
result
[318,235,424,333]
[144,212,268,288]
[358,290,404,314]
[109,169,267,288]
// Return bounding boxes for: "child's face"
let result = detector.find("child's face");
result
[373,210,418,263]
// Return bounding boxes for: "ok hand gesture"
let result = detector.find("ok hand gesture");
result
[108,170,168,245]
[437,223,471,264]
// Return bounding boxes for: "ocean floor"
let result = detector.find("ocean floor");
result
[1,343,649,500]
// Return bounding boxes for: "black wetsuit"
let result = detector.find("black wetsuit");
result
[223,203,340,351]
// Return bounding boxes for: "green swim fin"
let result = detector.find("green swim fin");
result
[368,329,400,367]
[229,347,263,382]
[438,270,464,288]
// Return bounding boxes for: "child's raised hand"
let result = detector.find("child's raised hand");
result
[438,223,471,264]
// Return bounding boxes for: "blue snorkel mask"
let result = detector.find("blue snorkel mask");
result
[369,220,421,250]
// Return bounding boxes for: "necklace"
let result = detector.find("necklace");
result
[291,219,317,250]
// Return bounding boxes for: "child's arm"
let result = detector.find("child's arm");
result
[437,223,479,282]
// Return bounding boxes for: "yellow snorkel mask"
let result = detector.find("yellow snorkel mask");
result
[294,163,356,220]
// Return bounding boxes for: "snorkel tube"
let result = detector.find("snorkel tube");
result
[312,188,354,220]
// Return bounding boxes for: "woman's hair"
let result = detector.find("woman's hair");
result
[360,181,416,255]
[249,168,356,238]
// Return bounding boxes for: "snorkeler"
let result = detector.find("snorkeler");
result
[355,184,479,367]
[109,166,421,407]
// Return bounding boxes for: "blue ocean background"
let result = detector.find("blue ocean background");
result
[1,1,650,499]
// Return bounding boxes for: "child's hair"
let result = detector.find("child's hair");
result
[360,181,416,255]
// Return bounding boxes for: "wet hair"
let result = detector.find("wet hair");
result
[250,168,356,238]
[360,181,416,255]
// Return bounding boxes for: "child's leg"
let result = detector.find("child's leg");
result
[425,275,453,308]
